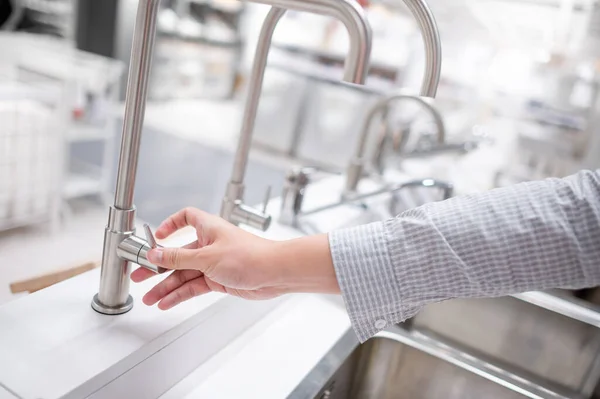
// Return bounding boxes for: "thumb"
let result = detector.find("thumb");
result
[148,247,202,270]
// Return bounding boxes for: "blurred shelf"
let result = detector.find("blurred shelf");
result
[63,173,102,199]
[67,123,113,142]
[0,214,50,232]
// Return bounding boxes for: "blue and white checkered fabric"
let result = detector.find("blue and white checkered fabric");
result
[330,169,600,342]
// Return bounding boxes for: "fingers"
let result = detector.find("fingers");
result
[142,269,203,306]
[131,241,199,283]
[155,207,206,239]
[157,278,211,310]
[147,245,210,271]
[131,267,156,283]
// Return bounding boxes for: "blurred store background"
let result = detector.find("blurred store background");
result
[0,0,599,304]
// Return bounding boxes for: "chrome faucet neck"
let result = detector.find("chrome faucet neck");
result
[345,92,446,194]
[220,0,372,230]
[93,0,165,315]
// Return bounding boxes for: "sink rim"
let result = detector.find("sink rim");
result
[288,325,586,399]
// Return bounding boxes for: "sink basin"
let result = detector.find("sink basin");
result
[288,326,587,399]
[413,296,600,394]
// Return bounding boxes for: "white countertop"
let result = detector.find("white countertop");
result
[161,295,350,398]
[0,212,310,399]
[0,267,223,399]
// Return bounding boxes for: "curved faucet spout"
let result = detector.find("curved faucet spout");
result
[250,0,372,84]
[402,0,442,98]
[220,0,373,230]
[340,0,442,195]
[345,91,446,193]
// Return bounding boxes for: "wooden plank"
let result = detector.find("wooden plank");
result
[9,261,99,294]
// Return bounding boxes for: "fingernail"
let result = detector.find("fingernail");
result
[148,248,163,263]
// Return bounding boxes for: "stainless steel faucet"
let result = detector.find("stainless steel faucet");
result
[340,0,443,194]
[279,166,314,227]
[90,0,371,314]
[345,91,446,193]
[278,0,443,226]
[219,0,373,231]
[279,166,453,229]
[91,0,166,315]
[400,0,442,98]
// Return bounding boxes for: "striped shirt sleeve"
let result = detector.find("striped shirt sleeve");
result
[329,169,600,343]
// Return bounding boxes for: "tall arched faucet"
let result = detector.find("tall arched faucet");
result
[219,0,373,231]
[344,0,444,195]
[345,91,446,193]
[91,0,372,315]
[345,0,446,195]
[276,1,442,227]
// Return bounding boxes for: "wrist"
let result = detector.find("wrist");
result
[270,234,340,295]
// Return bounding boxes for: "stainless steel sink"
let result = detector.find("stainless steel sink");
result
[288,326,589,399]
[413,295,600,394]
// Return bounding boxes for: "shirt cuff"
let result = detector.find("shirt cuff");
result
[329,221,418,343]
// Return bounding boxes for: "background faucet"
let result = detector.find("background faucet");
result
[219,0,373,231]
[345,92,446,193]
[401,0,442,98]
[340,0,443,194]
[277,0,443,227]
[279,165,453,231]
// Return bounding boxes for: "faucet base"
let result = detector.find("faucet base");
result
[91,294,134,315]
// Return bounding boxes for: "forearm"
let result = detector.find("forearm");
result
[330,169,600,342]
[272,234,340,295]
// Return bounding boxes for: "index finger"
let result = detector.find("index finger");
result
[155,207,204,239]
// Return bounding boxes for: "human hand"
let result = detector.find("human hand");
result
[131,207,339,310]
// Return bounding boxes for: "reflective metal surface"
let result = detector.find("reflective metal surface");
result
[94,0,162,314]
[512,291,600,329]
[400,0,442,97]
[117,235,167,275]
[251,0,372,84]
[96,207,136,312]
[221,0,373,230]
[289,325,585,399]
[387,178,453,216]
[413,296,600,394]
[279,166,314,226]
[286,178,451,222]
[114,0,161,210]
[95,226,134,313]
[346,92,446,193]
[143,223,158,249]
[91,293,134,316]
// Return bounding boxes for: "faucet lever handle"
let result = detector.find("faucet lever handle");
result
[143,224,158,248]
[262,185,272,214]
